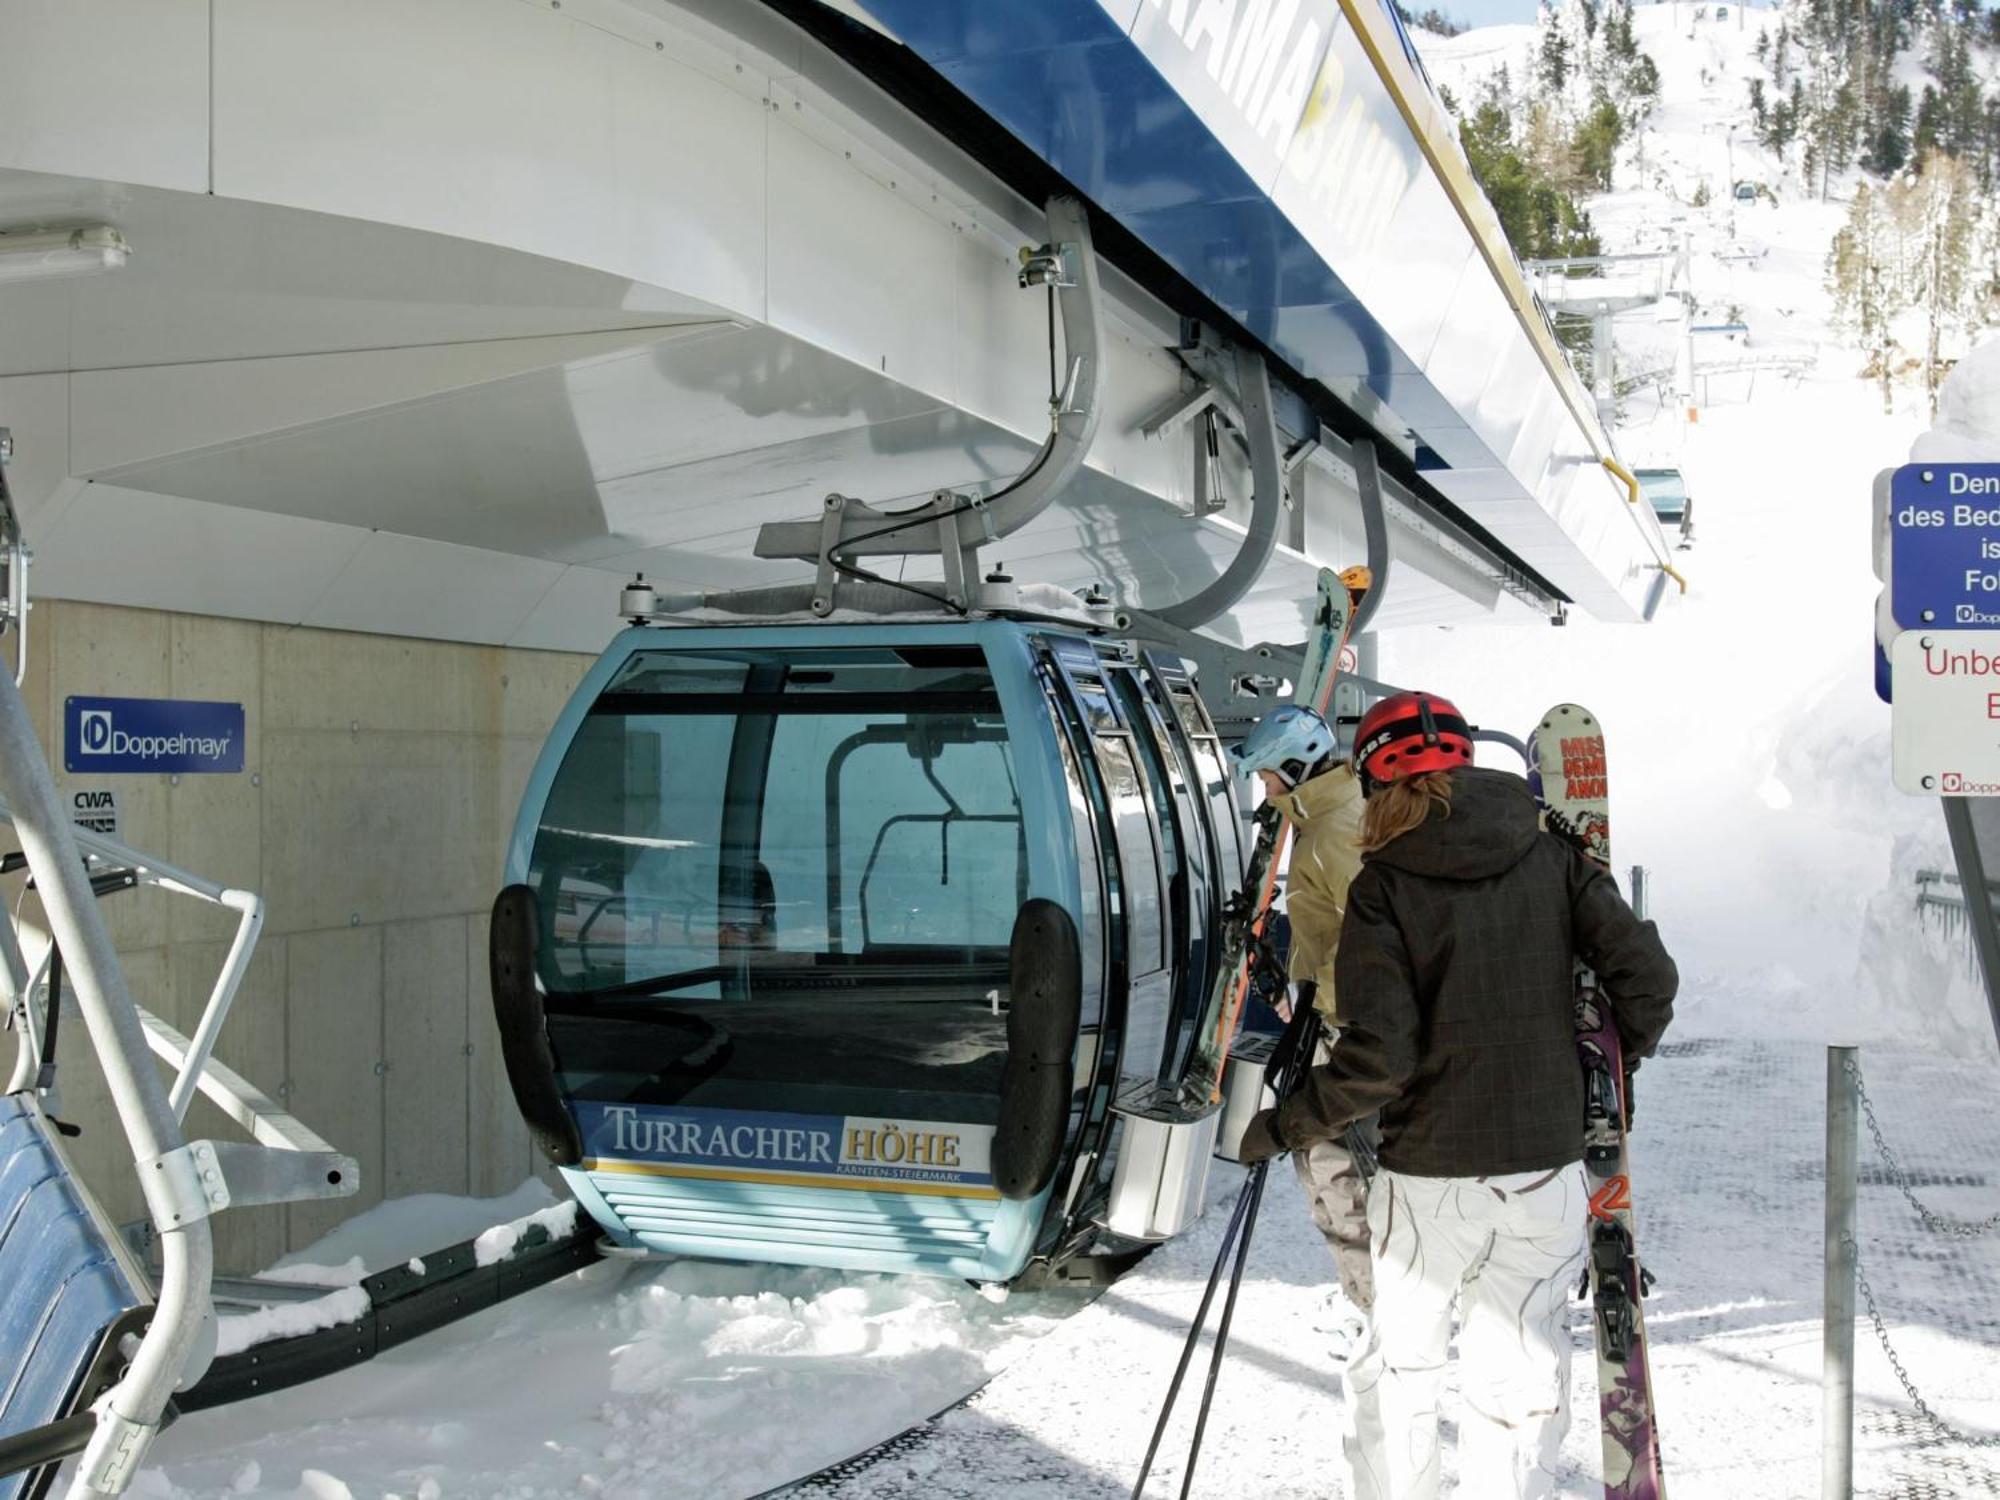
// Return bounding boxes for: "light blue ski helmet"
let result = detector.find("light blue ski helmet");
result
[1227,705,1337,788]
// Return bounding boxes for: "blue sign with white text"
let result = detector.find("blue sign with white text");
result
[1890,464,2000,628]
[64,696,244,774]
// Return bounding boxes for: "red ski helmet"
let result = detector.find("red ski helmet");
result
[1354,691,1474,795]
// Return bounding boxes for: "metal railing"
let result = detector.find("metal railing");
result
[0,431,355,1496]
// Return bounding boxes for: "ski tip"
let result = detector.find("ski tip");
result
[1338,564,1372,592]
[1536,703,1596,734]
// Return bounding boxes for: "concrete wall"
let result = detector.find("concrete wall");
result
[3,600,592,1273]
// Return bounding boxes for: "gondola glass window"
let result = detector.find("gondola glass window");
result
[527,645,1025,1126]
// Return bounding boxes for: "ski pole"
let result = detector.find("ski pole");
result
[1133,1004,1322,1498]
[1130,1169,1257,1499]
[1177,1159,1269,1499]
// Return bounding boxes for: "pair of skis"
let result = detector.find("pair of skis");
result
[1180,564,1370,1106]
[1528,704,1666,1500]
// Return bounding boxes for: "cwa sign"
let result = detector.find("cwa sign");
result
[1890,632,2000,793]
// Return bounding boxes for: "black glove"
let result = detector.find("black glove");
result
[1237,1108,1287,1165]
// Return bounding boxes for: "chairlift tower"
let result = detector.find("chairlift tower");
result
[1522,245,1692,422]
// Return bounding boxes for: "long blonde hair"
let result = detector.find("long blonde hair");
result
[1358,770,1455,854]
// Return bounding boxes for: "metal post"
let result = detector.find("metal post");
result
[0,666,213,1498]
[1823,1045,1858,1500]
[1630,865,1650,921]
[1940,796,2000,1051]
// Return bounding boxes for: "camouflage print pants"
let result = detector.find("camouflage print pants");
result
[1293,1115,1383,1500]
[1290,1125,1377,1311]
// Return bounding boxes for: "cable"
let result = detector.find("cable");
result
[823,286,1066,611]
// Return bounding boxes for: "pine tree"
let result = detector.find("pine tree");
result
[1539,24,1571,94]
[1575,91,1625,189]
[1457,99,1603,262]
[1861,83,1913,175]
[1606,0,1638,63]
[1626,52,1660,102]
[1750,77,1769,135]
[1914,84,1943,159]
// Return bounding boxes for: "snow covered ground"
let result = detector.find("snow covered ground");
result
[97,5,2000,1497]
[136,1184,1092,1498]
[130,1038,2000,1498]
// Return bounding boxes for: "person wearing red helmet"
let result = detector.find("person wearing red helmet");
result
[1238,689,1677,1500]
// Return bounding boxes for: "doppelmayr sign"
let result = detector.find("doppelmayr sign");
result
[64,696,244,775]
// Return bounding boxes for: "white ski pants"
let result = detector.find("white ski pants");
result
[1345,1163,1588,1500]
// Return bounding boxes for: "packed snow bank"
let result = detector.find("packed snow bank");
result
[1912,333,2000,462]
[215,1287,371,1360]
[261,1179,561,1278]
[212,1192,585,1358]
[472,1200,577,1267]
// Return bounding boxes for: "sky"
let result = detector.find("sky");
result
[1431,0,1540,25]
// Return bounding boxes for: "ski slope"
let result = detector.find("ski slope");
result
[1405,0,1991,1057]
[104,5,2000,1496]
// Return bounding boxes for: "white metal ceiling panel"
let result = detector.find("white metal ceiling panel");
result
[301,533,569,645]
[211,0,771,318]
[30,485,369,624]
[0,0,208,192]
[72,327,725,478]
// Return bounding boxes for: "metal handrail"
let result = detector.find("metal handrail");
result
[0,795,264,1124]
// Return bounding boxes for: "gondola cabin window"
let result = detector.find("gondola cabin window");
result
[527,644,1026,1124]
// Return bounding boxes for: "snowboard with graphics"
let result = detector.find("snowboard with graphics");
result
[1527,703,1666,1500]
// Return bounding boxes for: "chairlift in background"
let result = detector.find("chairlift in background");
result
[1634,468,1696,550]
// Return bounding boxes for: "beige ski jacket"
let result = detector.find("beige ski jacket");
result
[1273,762,1366,1021]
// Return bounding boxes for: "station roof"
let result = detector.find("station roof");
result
[0,0,1671,656]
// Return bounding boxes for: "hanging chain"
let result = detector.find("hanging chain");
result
[1849,1233,2000,1449]
[1846,1057,2000,1239]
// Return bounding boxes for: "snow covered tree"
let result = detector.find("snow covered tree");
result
[1828,181,1909,411]
[1605,0,1639,63]
[1749,77,1769,134]
[1626,52,1660,102]
[1895,149,1981,414]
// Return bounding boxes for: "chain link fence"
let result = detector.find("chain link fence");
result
[1836,1053,2000,1486]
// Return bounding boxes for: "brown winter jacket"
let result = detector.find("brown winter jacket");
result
[1273,766,1677,1178]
